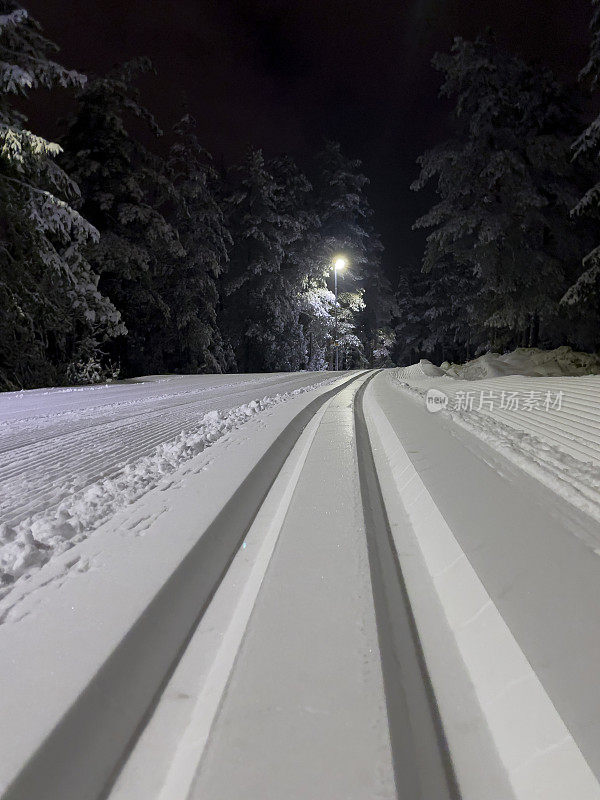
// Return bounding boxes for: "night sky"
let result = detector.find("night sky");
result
[26,0,594,280]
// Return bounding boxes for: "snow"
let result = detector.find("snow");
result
[392,349,600,523]
[399,358,447,378]
[439,346,600,380]
[404,346,600,382]
[109,400,332,800]
[186,376,395,800]
[110,376,396,800]
[0,372,340,606]
[3,358,600,799]
[365,377,600,800]
[367,372,600,799]
[0,373,356,800]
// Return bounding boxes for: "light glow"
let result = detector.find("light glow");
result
[333,257,347,271]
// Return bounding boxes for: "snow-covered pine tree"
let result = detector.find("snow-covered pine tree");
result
[60,59,183,376]
[313,140,371,272]
[297,286,335,370]
[397,253,485,364]
[221,150,315,371]
[420,259,482,360]
[371,328,396,367]
[333,289,366,368]
[0,1,122,389]
[413,37,588,349]
[393,255,482,366]
[355,225,396,367]
[163,114,231,373]
[263,154,323,371]
[566,0,600,341]
[312,141,377,366]
[392,268,423,365]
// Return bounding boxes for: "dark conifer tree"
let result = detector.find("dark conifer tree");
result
[0,1,122,389]
[566,0,600,345]
[413,37,590,351]
[163,114,231,373]
[221,149,316,371]
[313,141,381,367]
[60,59,183,376]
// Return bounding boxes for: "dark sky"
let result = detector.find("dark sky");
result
[26,0,593,281]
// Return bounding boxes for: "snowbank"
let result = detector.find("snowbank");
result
[396,359,447,379]
[439,346,600,380]
[398,347,600,382]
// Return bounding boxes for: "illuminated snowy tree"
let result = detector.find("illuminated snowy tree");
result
[0,1,122,389]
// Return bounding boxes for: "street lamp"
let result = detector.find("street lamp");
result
[333,256,347,370]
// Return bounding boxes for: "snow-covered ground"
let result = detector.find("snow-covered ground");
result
[392,347,600,523]
[3,357,600,800]
[368,372,600,798]
[440,345,600,380]
[0,371,368,800]
[0,372,340,603]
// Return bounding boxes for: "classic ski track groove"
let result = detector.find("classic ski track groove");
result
[107,372,458,800]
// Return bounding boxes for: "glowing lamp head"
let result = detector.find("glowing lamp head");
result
[333,257,347,272]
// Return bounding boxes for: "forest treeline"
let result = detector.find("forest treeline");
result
[2,1,600,389]
[400,15,600,364]
[0,3,393,390]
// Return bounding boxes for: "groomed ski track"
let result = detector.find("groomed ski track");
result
[1,370,600,800]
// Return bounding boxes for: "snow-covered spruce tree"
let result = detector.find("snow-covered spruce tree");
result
[371,328,396,367]
[163,114,231,373]
[297,286,335,370]
[566,0,600,344]
[313,141,371,270]
[413,37,589,350]
[356,227,396,367]
[265,154,326,370]
[394,256,483,365]
[0,1,122,389]
[60,59,183,376]
[334,289,366,368]
[312,141,376,366]
[221,150,317,372]
[392,267,425,365]
[420,259,483,361]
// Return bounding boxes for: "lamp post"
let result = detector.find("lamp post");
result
[333,256,346,370]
